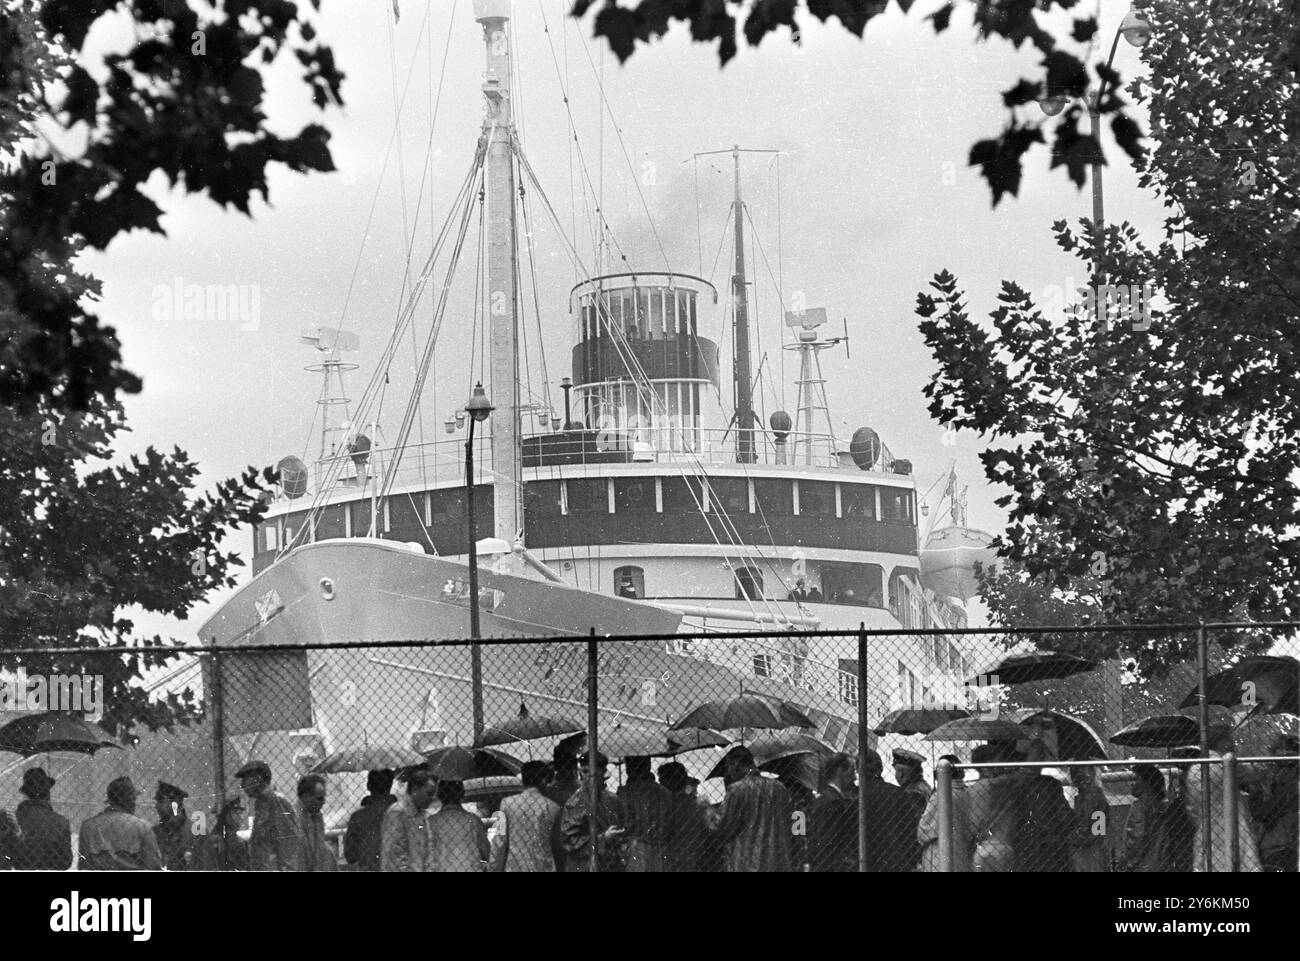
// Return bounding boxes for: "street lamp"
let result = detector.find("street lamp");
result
[464,381,494,741]
[1039,7,1151,277]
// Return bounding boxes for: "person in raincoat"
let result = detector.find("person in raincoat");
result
[1119,766,1171,872]
[1068,766,1111,872]
[428,779,491,872]
[617,755,671,872]
[713,746,792,872]
[153,781,194,871]
[296,774,337,872]
[560,751,626,872]
[14,768,72,870]
[236,760,303,872]
[1184,726,1262,872]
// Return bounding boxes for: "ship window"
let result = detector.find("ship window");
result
[753,653,773,678]
[566,477,609,514]
[841,484,877,520]
[752,478,793,515]
[819,562,884,607]
[614,565,645,599]
[523,481,563,524]
[882,488,910,522]
[613,477,655,513]
[661,476,705,513]
[797,480,835,517]
[734,565,764,600]
[707,477,749,515]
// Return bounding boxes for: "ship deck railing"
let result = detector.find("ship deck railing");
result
[311,428,899,492]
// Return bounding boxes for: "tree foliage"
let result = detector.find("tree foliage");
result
[0,0,345,414]
[569,0,1156,205]
[0,402,274,734]
[916,0,1299,670]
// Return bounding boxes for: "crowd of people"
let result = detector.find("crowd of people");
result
[0,727,1294,872]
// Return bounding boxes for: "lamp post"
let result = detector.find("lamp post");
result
[464,381,494,742]
[1040,8,1151,278]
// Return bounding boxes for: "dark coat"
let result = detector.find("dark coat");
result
[1011,773,1074,872]
[857,777,923,872]
[715,773,792,873]
[663,793,708,872]
[343,794,397,871]
[15,799,72,870]
[810,785,857,872]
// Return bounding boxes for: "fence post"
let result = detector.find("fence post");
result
[857,624,868,873]
[587,629,599,874]
[937,758,953,873]
[209,647,226,869]
[1223,752,1238,873]
[1197,621,1212,872]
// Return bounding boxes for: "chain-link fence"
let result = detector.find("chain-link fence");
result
[1,623,1296,872]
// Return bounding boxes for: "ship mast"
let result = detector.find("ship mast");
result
[476,0,521,547]
[730,146,757,464]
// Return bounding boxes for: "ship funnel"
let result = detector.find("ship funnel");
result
[474,0,510,22]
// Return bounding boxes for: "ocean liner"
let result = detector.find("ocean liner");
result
[198,0,990,791]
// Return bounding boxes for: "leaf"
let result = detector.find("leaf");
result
[969,125,1044,206]
[62,65,99,126]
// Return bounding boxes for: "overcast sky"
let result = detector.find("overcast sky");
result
[76,0,1168,641]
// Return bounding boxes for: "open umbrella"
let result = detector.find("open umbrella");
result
[1004,708,1106,760]
[704,730,833,781]
[924,717,1030,742]
[422,746,522,780]
[669,693,815,733]
[474,702,583,749]
[966,651,1098,686]
[559,722,726,759]
[873,707,972,736]
[1110,714,1201,749]
[311,744,426,775]
[0,712,119,756]
[1178,655,1299,716]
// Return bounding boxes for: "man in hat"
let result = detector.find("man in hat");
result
[344,769,398,872]
[153,781,194,871]
[893,749,931,801]
[235,759,303,872]
[78,777,162,870]
[712,745,792,872]
[859,748,924,872]
[560,751,626,872]
[810,752,858,872]
[14,768,72,870]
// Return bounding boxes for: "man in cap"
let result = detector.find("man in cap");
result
[15,768,72,870]
[560,751,626,872]
[153,781,194,871]
[78,777,162,870]
[857,748,923,872]
[712,745,792,872]
[893,749,931,801]
[344,769,398,872]
[235,759,303,872]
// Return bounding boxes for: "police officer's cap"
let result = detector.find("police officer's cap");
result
[155,781,189,802]
[234,759,272,780]
[892,749,925,768]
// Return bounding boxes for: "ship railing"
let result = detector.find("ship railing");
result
[310,428,901,494]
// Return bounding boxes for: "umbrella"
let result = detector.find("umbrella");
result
[311,744,426,774]
[422,746,522,780]
[669,693,816,733]
[924,717,1030,742]
[474,702,583,749]
[1004,708,1106,760]
[704,730,833,781]
[967,651,1098,686]
[1110,714,1201,749]
[873,707,972,736]
[559,722,723,759]
[1178,655,1298,716]
[0,712,120,756]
